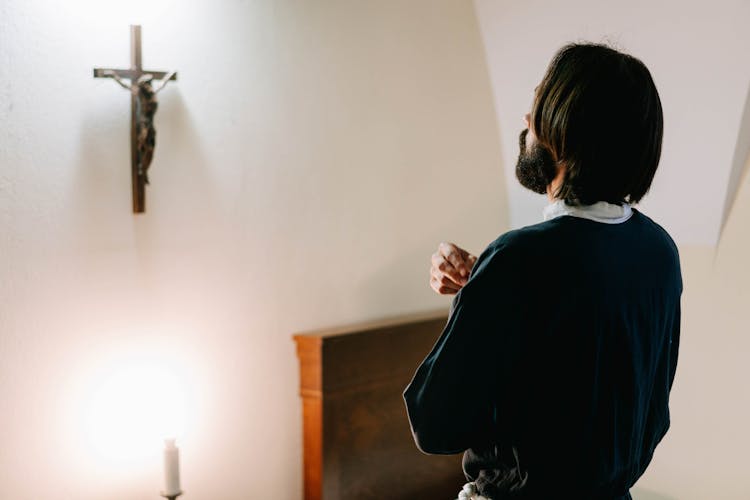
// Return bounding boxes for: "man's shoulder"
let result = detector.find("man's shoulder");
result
[489,210,678,251]
[484,219,562,254]
[632,209,680,256]
[631,210,683,291]
[471,221,556,277]
[475,210,681,273]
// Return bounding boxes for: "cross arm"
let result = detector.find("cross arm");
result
[93,68,178,81]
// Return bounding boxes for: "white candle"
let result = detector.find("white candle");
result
[163,438,181,496]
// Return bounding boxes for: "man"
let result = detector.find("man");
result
[403,43,682,500]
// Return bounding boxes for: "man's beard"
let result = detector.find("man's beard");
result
[515,129,558,195]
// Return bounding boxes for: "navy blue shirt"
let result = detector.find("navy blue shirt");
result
[404,210,682,499]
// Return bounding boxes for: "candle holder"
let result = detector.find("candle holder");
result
[161,491,183,500]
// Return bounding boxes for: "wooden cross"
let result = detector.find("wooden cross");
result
[93,25,177,213]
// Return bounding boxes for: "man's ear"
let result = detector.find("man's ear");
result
[547,162,567,200]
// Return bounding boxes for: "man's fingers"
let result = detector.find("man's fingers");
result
[430,274,460,295]
[456,246,478,271]
[432,251,464,282]
[431,267,463,292]
[430,243,476,295]
[432,251,466,286]
[439,242,470,278]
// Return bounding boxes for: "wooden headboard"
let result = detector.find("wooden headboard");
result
[293,309,465,500]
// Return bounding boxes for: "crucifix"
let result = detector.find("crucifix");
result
[94,25,177,213]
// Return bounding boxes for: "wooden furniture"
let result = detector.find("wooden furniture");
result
[293,309,466,500]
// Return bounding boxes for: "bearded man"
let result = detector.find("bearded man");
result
[404,43,682,500]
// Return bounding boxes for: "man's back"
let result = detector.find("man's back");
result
[404,210,682,498]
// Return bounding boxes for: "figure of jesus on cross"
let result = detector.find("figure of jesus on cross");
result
[94,25,177,213]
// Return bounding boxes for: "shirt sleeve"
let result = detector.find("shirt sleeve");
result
[403,241,526,455]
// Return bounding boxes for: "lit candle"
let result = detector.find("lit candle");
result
[163,438,181,496]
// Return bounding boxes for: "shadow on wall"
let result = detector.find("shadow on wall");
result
[630,487,679,500]
[72,91,133,229]
[720,80,750,239]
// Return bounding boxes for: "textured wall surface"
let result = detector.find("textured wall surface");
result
[0,1,506,498]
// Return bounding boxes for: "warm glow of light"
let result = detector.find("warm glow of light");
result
[79,352,191,465]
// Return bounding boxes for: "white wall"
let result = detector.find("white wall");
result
[474,0,750,246]
[0,1,506,498]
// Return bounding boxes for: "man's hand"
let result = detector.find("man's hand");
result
[430,242,478,295]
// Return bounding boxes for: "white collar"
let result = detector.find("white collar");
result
[542,199,633,224]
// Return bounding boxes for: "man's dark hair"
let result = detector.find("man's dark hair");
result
[530,43,663,205]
